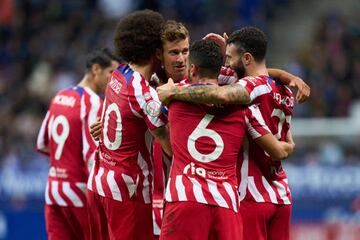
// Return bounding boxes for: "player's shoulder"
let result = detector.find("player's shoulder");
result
[270,77,294,97]
[241,75,267,85]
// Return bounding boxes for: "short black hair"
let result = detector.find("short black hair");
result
[189,40,223,78]
[85,48,120,72]
[114,10,164,64]
[227,26,267,62]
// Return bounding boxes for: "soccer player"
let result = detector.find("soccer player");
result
[157,27,303,240]
[36,48,119,240]
[86,10,171,240]
[160,39,294,240]
[89,20,307,238]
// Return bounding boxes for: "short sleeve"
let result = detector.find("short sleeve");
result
[128,72,168,131]
[245,105,271,139]
[235,76,272,102]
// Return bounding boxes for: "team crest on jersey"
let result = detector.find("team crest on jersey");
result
[145,100,161,117]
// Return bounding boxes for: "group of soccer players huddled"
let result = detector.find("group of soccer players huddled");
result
[36,9,310,240]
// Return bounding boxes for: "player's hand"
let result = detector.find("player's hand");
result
[203,33,227,56]
[156,78,176,106]
[90,118,102,141]
[288,77,311,104]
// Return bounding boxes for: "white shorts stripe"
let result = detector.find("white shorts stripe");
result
[107,170,122,201]
[137,153,151,203]
[153,210,161,236]
[175,175,187,201]
[223,182,238,212]
[248,177,265,202]
[262,177,278,204]
[45,181,52,205]
[63,182,83,207]
[87,161,95,191]
[95,167,105,197]
[273,180,291,204]
[188,177,208,204]
[121,173,138,199]
[207,179,228,208]
[51,181,67,206]
[165,177,172,201]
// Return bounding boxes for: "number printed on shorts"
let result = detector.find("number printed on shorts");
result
[271,109,291,139]
[48,115,70,160]
[187,114,224,163]
[103,103,123,150]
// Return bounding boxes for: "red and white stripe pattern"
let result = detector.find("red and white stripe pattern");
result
[81,87,102,170]
[37,86,102,207]
[152,140,171,236]
[87,64,167,203]
[238,138,291,205]
[238,75,293,205]
[165,175,240,212]
[166,97,272,212]
[45,180,87,207]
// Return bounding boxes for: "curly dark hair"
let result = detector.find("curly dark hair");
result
[114,10,164,64]
[227,26,267,62]
[189,40,223,78]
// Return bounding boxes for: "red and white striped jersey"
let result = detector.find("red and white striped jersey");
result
[236,75,294,205]
[87,64,168,204]
[165,95,270,212]
[37,86,102,207]
[152,140,171,236]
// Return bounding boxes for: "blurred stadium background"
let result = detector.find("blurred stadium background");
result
[0,0,359,239]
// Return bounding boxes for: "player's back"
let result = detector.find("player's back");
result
[166,100,247,212]
[37,86,102,207]
[88,64,167,203]
[238,75,294,204]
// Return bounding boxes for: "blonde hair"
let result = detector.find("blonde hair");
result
[160,20,189,44]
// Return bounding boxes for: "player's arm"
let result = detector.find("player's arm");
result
[36,111,50,155]
[246,105,295,160]
[254,134,295,161]
[157,78,250,106]
[268,68,310,103]
[151,125,172,157]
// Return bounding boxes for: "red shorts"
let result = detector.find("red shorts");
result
[45,204,89,240]
[240,201,292,240]
[160,201,242,240]
[86,190,153,240]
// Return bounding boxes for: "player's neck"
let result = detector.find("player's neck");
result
[129,63,153,82]
[78,74,97,93]
[246,62,268,77]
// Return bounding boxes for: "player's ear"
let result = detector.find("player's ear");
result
[242,52,252,66]
[155,48,162,60]
[91,63,101,76]
[190,64,197,77]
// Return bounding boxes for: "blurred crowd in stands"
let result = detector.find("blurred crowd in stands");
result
[0,0,359,171]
